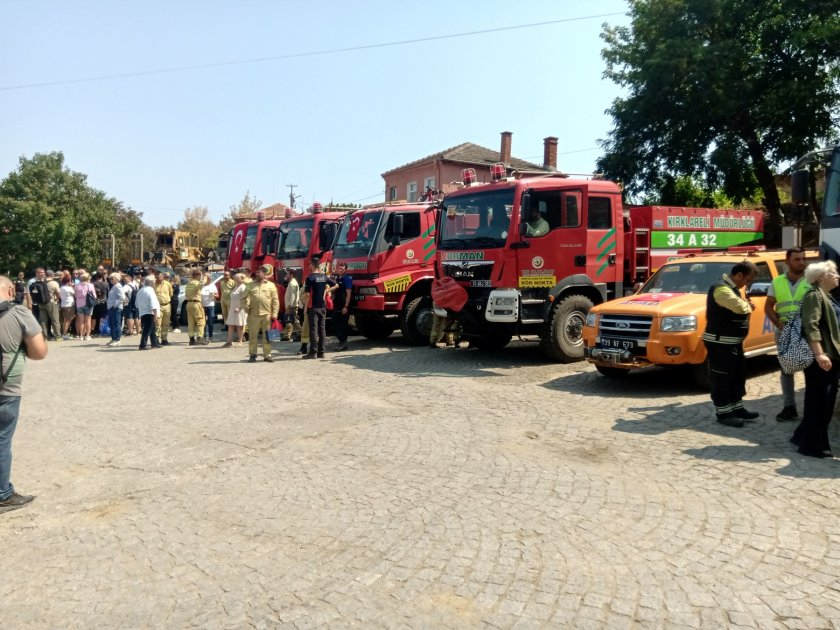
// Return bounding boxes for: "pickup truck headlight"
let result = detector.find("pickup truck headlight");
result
[660,315,697,332]
[585,312,598,328]
[357,287,378,295]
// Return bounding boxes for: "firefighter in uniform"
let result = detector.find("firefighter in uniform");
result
[764,247,809,422]
[219,270,236,324]
[242,264,279,362]
[155,272,174,345]
[702,261,759,427]
[185,270,207,345]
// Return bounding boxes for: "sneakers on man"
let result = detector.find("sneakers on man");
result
[776,406,799,422]
[302,353,316,360]
[298,343,308,355]
[173,328,181,334]
[264,355,274,363]
[189,337,197,346]
[249,355,257,362]
[0,493,35,514]
[716,413,744,428]
[335,343,348,352]
[105,340,114,347]
[112,340,121,347]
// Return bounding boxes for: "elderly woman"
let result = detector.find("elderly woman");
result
[224,273,248,347]
[73,271,96,340]
[791,260,840,458]
[105,272,125,347]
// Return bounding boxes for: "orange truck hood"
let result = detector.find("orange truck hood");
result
[595,291,706,316]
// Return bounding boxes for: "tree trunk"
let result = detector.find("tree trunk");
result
[738,123,783,225]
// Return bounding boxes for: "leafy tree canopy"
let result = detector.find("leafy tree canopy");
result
[219,191,263,233]
[177,205,219,250]
[598,0,840,221]
[0,152,123,273]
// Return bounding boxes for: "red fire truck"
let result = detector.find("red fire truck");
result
[272,206,345,283]
[226,211,285,275]
[331,202,439,344]
[435,167,765,361]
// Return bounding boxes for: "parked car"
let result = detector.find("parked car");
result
[178,274,224,326]
[582,248,820,388]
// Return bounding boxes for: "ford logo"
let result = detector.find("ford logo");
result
[616,322,630,329]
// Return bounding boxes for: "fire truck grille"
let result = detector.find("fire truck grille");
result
[442,262,494,281]
[598,314,653,340]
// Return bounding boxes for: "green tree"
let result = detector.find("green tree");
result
[0,152,122,273]
[598,0,840,224]
[177,205,219,249]
[219,191,263,233]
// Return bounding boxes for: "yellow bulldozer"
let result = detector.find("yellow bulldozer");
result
[144,230,207,272]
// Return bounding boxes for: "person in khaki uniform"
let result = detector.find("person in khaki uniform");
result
[242,265,279,362]
[219,270,236,324]
[283,268,301,342]
[155,272,174,345]
[185,270,207,345]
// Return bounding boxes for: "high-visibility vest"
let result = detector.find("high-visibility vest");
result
[772,274,810,323]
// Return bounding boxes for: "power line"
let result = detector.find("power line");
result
[0,12,625,92]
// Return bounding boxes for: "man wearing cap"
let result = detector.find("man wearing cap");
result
[39,270,61,341]
[242,265,279,362]
[184,270,207,346]
[155,271,174,345]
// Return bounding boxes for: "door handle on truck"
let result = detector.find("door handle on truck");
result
[608,254,617,265]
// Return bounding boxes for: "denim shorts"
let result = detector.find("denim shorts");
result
[76,305,93,316]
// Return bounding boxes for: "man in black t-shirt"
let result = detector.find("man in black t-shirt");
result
[329,262,353,351]
[302,257,336,359]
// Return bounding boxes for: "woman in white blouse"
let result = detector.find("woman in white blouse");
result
[200,274,218,342]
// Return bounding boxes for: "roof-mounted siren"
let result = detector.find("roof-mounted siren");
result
[256,210,265,222]
[462,168,477,186]
[490,162,505,182]
[311,202,323,214]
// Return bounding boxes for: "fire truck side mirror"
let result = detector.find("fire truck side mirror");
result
[390,214,404,247]
[791,170,809,205]
[520,192,532,237]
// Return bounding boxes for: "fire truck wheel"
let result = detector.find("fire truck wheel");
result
[541,294,594,362]
[400,296,434,346]
[355,314,395,340]
[595,365,629,378]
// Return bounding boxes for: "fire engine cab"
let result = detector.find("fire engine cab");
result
[435,166,764,361]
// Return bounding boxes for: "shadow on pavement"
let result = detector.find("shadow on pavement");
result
[614,396,840,479]
[330,336,553,379]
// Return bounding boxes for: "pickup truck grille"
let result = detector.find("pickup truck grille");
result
[598,314,653,340]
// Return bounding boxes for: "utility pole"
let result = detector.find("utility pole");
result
[287,184,299,209]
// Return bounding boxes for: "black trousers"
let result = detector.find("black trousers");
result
[792,358,839,454]
[704,341,746,414]
[307,308,327,354]
[139,313,160,349]
[332,309,349,343]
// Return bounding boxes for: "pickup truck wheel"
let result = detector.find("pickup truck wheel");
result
[691,360,712,390]
[400,296,434,346]
[541,294,594,363]
[355,314,395,340]
[595,365,629,378]
[473,332,512,351]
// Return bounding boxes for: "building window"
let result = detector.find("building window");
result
[407,181,417,202]
[389,186,397,201]
[423,177,436,192]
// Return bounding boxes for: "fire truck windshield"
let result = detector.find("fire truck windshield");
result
[333,211,383,259]
[242,225,258,260]
[439,189,514,250]
[277,218,314,259]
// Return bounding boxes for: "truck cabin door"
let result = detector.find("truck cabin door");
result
[583,194,621,294]
[379,211,423,273]
[517,189,586,290]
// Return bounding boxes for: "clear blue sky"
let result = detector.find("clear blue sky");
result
[1,1,630,228]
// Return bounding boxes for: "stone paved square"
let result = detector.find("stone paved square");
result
[1,333,839,628]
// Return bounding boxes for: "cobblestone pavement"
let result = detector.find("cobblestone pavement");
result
[2,331,840,629]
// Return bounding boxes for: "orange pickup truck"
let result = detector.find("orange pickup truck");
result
[582,249,817,387]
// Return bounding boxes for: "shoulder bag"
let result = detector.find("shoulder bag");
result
[777,299,815,375]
